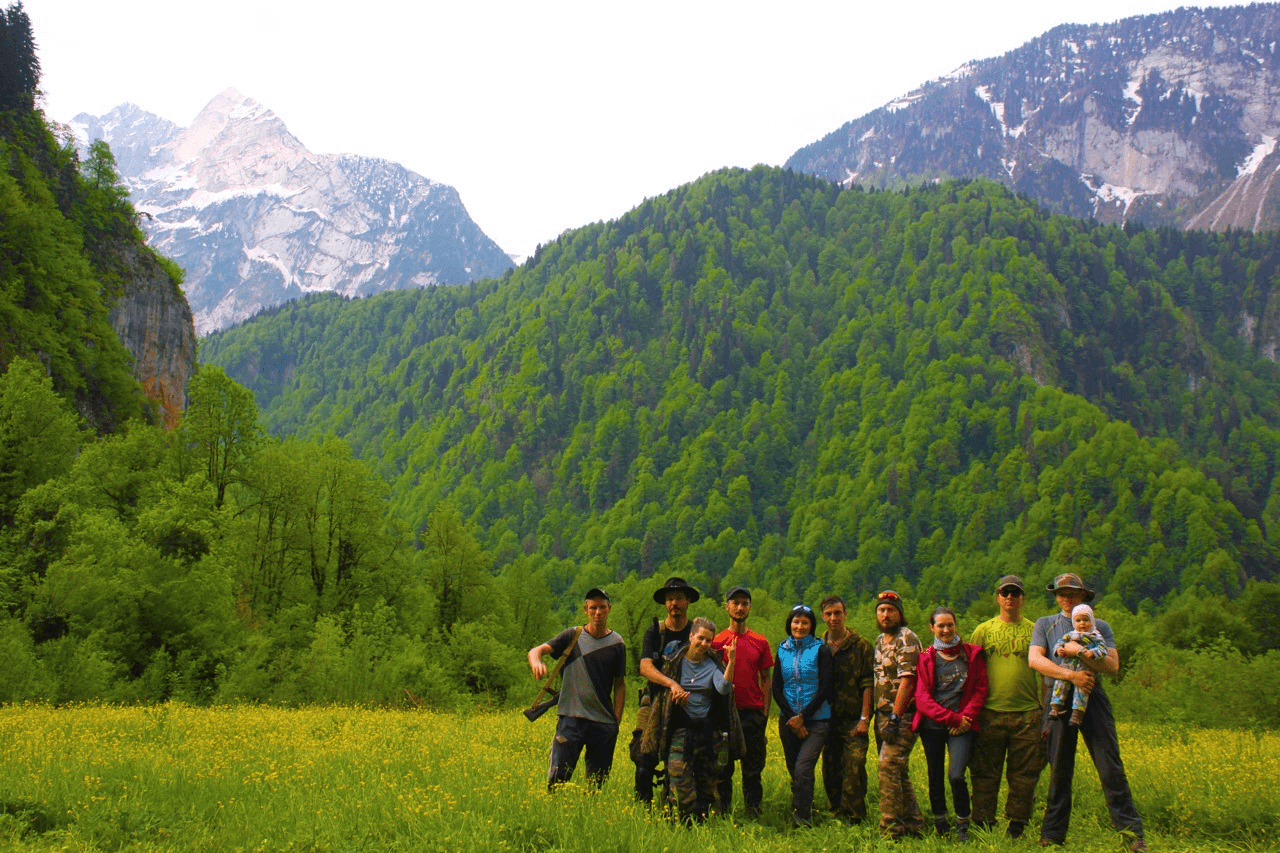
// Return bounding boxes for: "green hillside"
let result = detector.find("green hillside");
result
[0,4,158,431]
[5,3,1277,713]
[203,167,1280,612]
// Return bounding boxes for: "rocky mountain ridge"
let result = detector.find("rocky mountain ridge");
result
[787,3,1280,232]
[72,90,513,334]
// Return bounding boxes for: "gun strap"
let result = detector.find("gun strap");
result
[530,626,583,709]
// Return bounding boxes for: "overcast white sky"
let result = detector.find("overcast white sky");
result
[23,0,1247,259]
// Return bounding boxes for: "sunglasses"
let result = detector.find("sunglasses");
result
[792,605,814,614]
[877,591,901,602]
[998,588,1024,598]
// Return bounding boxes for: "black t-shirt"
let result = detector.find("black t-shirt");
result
[643,621,692,674]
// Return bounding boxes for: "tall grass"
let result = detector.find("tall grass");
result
[0,704,1273,852]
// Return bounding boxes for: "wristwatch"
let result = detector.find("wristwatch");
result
[888,711,901,726]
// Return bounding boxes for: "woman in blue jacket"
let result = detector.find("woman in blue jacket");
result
[772,604,833,826]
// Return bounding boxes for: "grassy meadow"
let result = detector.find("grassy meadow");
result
[0,704,1275,852]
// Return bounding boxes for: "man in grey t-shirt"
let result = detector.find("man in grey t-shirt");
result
[527,588,627,790]
[1028,573,1144,852]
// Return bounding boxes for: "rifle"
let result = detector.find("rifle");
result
[524,626,583,722]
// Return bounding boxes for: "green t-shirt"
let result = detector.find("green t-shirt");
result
[970,616,1040,713]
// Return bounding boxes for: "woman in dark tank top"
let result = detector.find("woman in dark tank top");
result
[913,607,989,841]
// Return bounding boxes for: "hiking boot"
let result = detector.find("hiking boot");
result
[934,816,950,836]
[956,817,970,843]
[1007,820,1026,839]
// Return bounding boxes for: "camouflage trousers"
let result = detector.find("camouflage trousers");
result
[822,719,870,822]
[875,711,925,838]
[968,708,1047,825]
[667,725,729,823]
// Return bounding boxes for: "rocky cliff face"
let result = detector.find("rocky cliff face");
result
[73,90,514,334]
[787,4,1280,232]
[107,246,196,429]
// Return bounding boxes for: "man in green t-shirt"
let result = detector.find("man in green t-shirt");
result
[967,575,1047,838]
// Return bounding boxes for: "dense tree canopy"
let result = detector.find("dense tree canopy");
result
[206,169,1280,615]
[1,159,1278,717]
[6,6,1273,714]
[0,0,170,431]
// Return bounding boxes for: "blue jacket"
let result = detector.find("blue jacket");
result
[772,634,833,721]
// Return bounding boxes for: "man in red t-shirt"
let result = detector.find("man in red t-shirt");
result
[712,586,775,817]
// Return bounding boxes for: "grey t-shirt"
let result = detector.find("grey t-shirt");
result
[933,652,968,711]
[679,656,731,720]
[547,628,626,725]
[1030,611,1116,688]
[922,650,968,731]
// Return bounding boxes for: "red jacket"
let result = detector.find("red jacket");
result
[912,642,988,732]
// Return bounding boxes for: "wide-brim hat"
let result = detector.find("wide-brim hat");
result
[1046,572,1095,603]
[653,576,701,603]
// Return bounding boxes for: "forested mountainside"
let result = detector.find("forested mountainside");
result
[205,166,1280,613]
[788,3,1280,233]
[0,4,193,431]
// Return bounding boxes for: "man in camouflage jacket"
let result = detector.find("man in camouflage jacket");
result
[873,590,926,839]
[819,595,875,824]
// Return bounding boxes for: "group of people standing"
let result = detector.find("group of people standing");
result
[525,572,1147,851]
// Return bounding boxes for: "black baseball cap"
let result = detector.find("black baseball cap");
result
[996,575,1025,593]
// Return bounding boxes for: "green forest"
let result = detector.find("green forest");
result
[196,165,1280,723]
[204,169,1280,613]
[0,1,1278,725]
[0,5,175,434]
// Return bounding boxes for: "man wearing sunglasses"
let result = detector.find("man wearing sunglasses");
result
[967,575,1046,839]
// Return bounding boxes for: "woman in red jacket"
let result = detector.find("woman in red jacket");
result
[913,606,988,841]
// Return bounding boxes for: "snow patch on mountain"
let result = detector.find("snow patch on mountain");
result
[1239,135,1277,177]
[787,5,1280,234]
[71,90,513,334]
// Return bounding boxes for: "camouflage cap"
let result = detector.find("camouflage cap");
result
[1046,572,1095,603]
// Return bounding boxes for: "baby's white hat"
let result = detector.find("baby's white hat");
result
[1071,603,1094,621]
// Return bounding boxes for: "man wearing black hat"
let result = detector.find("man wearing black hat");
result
[968,575,1046,838]
[527,587,627,791]
[632,576,700,803]
[711,586,774,816]
[1029,573,1145,852]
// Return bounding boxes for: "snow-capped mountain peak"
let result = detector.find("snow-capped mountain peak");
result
[72,91,511,334]
[787,5,1280,234]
